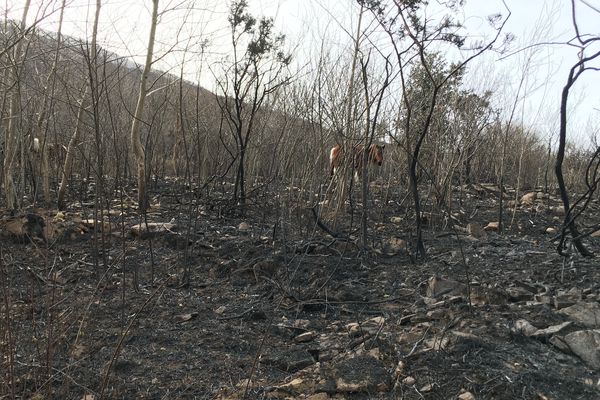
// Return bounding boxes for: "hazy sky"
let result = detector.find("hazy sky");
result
[4,0,600,145]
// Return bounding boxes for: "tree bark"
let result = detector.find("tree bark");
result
[3,0,31,209]
[36,0,66,204]
[57,87,88,210]
[130,0,159,210]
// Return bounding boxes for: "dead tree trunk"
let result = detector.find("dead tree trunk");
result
[3,0,31,209]
[130,0,159,210]
[555,56,598,257]
[57,87,88,210]
[36,0,66,204]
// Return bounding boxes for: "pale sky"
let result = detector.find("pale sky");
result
[4,0,600,146]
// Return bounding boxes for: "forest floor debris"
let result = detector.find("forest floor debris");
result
[1,180,600,399]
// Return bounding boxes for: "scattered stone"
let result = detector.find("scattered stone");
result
[252,259,279,281]
[238,222,250,232]
[275,377,315,395]
[467,223,487,240]
[332,355,390,393]
[512,319,572,338]
[131,221,175,237]
[261,348,316,372]
[549,335,571,353]
[559,302,600,328]
[294,331,316,343]
[384,237,407,255]
[426,276,466,299]
[505,286,535,302]
[545,227,557,235]
[483,221,499,231]
[346,317,384,338]
[592,229,600,238]
[534,321,572,337]
[562,330,600,370]
[214,306,226,314]
[393,361,405,378]
[551,205,566,215]
[513,319,538,336]
[554,288,582,309]
[306,393,329,400]
[533,294,553,305]
[419,383,434,392]
[424,336,450,351]
[401,376,415,386]
[458,391,476,400]
[537,191,549,200]
[390,216,402,224]
[521,192,537,205]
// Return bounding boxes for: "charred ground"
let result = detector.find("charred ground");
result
[1,178,600,400]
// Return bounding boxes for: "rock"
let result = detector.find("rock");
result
[545,227,557,234]
[390,217,402,224]
[426,276,466,299]
[261,348,316,372]
[332,355,390,393]
[505,286,535,302]
[458,391,476,400]
[483,221,499,231]
[401,376,415,386]
[252,259,279,281]
[467,223,487,240]
[294,331,316,343]
[306,393,329,400]
[346,316,384,338]
[276,377,315,394]
[532,321,572,337]
[512,319,538,336]
[424,336,450,350]
[393,360,405,378]
[562,330,600,370]
[384,237,407,255]
[592,229,600,238]
[131,221,175,237]
[419,383,434,392]
[549,335,571,353]
[554,288,582,309]
[238,221,250,232]
[513,319,572,338]
[559,302,600,327]
[552,205,566,215]
[521,192,537,205]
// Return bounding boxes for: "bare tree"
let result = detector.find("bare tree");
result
[214,0,291,210]
[554,0,600,257]
[3,0,31,209]
[57,86,88,210]
[130,0,159,210]
[34,0,67,204]
[364,0,509,258]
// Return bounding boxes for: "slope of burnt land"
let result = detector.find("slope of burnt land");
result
[1,179,599,399]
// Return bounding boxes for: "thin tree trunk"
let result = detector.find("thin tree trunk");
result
[57,87,88,210]
[36,0,66,204]
[130,0,159,210]
[555,60,593,257]
[3,0,31,209]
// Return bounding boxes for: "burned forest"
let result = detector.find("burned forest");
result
[1,1,600,399]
